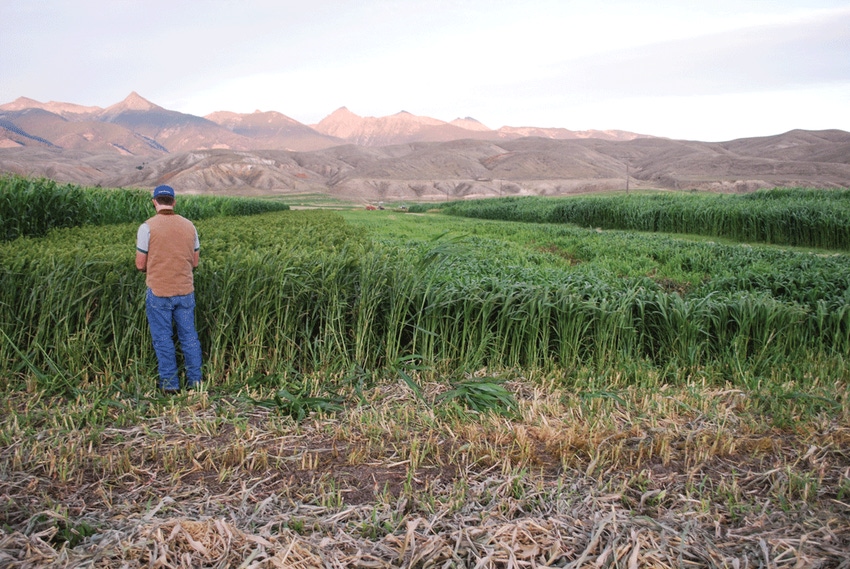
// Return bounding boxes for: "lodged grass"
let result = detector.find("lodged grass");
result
[2,207,848,393]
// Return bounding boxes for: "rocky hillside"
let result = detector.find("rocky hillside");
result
[0,92,649,155]
[1,93,848,200]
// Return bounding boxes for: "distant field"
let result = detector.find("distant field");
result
[271,192,368,210]
[1,178,847,567]
[419,188,850,251]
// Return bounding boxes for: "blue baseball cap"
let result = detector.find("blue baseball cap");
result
[152,185,175,199]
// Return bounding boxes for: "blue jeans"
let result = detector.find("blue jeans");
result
[145,289,203,390]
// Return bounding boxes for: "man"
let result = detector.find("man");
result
[135,184,203,393]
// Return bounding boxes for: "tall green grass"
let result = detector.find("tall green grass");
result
[436,189,850,250]
[2,206,848,395]
[0,174,290,241]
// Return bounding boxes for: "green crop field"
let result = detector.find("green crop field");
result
[425,189,850,251]
[1,175,848,567]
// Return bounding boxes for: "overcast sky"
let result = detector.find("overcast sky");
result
[1,0,848,141]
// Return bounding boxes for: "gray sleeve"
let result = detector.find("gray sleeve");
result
[136,223,150,253]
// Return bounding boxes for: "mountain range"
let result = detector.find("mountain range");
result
[1,92,848,201]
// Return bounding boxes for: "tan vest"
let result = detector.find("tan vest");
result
[145,211,197,297]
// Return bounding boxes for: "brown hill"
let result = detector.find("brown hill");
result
[450,117,492,132]
[3,130,848,201]
[311,108,650,146]
[719,129,850,165]
[98,92,255,153]
[0,107,170,156]
[0,93,848,199]
[312,107,499,146]
[0,96,102,117]
[497,126,648,141]
[205,110,343,151]
[0,93,649,155]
